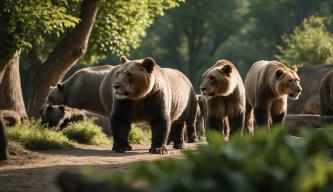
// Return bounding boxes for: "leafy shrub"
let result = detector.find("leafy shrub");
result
[88,125,333,192]
[276,16,333,66]
[7,120,72,150]
[128,126,151,144]
[62,119,112,145]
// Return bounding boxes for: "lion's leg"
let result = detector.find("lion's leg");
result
[254,105,270,129]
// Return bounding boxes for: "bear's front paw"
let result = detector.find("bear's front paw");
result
[149,146,168,154]
[173,143,186,149]
[112,144,133,153]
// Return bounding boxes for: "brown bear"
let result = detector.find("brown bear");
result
[45,65,114,116]
[319,70,333,124]
[0,117,8,161]
[244,60,302,131]
[99,56,198,154]
[40,105,86,130]
[200,59,246,139]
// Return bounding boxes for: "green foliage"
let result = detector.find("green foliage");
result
[2,0,80,53]
[7,120,72,150]
[128,126,151,144]
[91,125,333,191]
[84,0,184,63]
[62,119,112,145]
[276,16,333,66]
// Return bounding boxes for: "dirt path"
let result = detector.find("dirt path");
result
[0,143,201,192]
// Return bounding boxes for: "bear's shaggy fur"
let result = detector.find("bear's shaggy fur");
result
[320,71,333,125]
[0,117,8,161]
[45,65,114,116]
[244,60,302,131]
[200,59,246,139]
[40,105,85,130]
[100,56,197,154]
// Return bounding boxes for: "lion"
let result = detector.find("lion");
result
[244,60,302,132]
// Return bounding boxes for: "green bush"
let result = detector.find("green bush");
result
[7,120,72,150]
[128,126,151,144]
[89,125,333,192]
[62,119,112,145]
[276,16,333,66]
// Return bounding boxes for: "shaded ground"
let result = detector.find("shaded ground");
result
[0,143,200,192]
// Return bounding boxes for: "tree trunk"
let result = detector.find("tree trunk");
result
[27,0,101,117]
[0,50,27,118]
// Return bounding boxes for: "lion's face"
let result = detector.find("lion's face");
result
[200,60,237,97]
[275,65,302,100]
[113,57,155,100]
[46,84,65,105]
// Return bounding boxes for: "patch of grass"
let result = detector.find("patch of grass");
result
[7,141,25,155]
[128,126,151,144]
[7,120,72,150]
[62,119,112,145]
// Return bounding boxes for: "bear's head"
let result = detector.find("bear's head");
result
[200,60,238,97]
[40,104,65,128]
[113,56,156,100]
[272,61,302,100]
[46,84,65,105]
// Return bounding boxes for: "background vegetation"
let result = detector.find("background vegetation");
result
[2,0,333,116]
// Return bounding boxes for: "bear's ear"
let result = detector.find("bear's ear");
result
[141,57,155,73]
[120,56,129,64]
[57,83,64,92]
[275,69,285,78]
[59,105,65,112]
[46,104,53,112]
[291,65,298,72]
[219,64,232,75]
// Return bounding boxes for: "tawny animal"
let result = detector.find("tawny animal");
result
[200,59,246,139]
[244,60,302,132]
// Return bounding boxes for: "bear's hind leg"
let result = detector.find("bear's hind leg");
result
[171,121,185,149]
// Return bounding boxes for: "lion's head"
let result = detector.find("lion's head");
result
[273,61,302,100]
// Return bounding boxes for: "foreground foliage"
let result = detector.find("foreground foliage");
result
[7,120,72,150]
[88,125,333,192]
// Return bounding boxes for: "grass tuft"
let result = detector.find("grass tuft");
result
[128,126,151,144]
[62,119,112,145]
[7,120,72,150]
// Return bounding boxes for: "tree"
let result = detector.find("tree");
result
[132,0,247,88]
[1,0,182,118]
[276,16,333,66]
[247,0,333,57]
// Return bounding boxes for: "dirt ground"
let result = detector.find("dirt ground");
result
[0,143,201,192]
